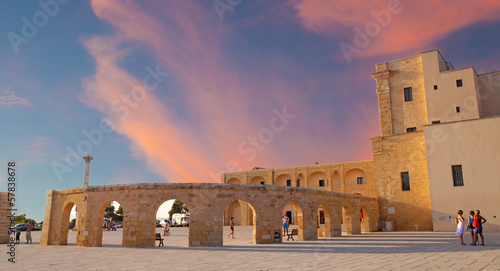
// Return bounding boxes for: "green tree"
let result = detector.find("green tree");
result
[168,200,189,220]
[104,203,115,221]
[115,205,123,222]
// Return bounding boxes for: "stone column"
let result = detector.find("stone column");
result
[82,153,93,187]
[0,192,11,244]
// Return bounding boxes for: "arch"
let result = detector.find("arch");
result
[345,168,367,186]
[275,174,293,186]
[154,199,191,246]
[226,178,241,184]
[342,205,352,235]
[249,176,266,185]
[297,173,304,187]
[223,200,257,244]
[224,200,252,226]
[332,171,341,186]
[281,201,304,240]
[317,203,331,238]
[308,171,328,189]
[60,202,76,245]
[98,200,125,247]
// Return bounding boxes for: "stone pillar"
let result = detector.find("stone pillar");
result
[40,190,55,245]
[371,69,393,136]
[330,205,342,237]
[82,153,93,187]
[301,202,318,241]
[351,207,362,234]
[255,205,282,244]
[0,192,11,244]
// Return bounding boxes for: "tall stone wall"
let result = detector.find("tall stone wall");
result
[371,132,433,231]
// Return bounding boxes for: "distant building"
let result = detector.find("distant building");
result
[222,50,500,232]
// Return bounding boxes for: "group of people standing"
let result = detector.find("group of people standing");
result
[455,209,487,246]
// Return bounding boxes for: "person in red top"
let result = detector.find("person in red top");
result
[360,209,364,223]
[472,209,487,246]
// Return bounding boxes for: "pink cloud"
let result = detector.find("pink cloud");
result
[0,87,31,106]
[83,0,385,183]
[294,0,500,58]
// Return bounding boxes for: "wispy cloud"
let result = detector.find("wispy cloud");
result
[0,87,31,106]
[294,0,500,58]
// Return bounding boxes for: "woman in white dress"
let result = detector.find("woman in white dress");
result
[455,210,466,245]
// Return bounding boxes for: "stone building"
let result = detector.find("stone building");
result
[222,50,500,233]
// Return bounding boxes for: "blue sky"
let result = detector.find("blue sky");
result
[1,0,499,222]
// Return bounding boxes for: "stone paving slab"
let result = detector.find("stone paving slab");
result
[3,227,500,270]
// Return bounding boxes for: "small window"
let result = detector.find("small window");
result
[407,127,417,133]
[452,165,464,186]
[434,85,438,90]
[456,79,463,87]
[286,179,291,186]
[357,177,365,185]
[404,87,413,102]
[319,179,326,187]
[456,106,461,113]
[297,179,300,187]
[260,181,265,185]
[432,120,441,124]
[401,172,410,191]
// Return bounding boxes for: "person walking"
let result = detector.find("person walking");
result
[466,210,475,245]
[455,210,465,245]
[227,217,235,239]
[26,221,33,244]
[163,220,170,236]
[282,213,290,236]
[472,209,487,246]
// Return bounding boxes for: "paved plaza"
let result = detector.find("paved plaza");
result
[5,226,500,270]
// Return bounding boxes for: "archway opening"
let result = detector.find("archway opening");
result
[308,171,328,190]
[155,199,190,247]
[317,203,331,238]
[332,171,341,191]
[297,173,304,187]
[227,178,241,184]
[223,200,256,245]
[61,202,76,245]
[276,174,293,187]
[282,201,303,241]
[249,176,266,185]
[99,200,124,247]
[342,205,352,235]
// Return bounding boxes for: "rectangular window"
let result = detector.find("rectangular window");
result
[357,177,365,185]
[319,179,326,187]
[406,127,417,133]
[432,120,441,124]
[452,165,464,186]
[286,179,291,186]
[404,87,413,102]
[401,172,410,191]
[297,179,300,187]
[260,181,265,185]
[456,106,461,113]
[456,79,463,87]
[434,85,438,90]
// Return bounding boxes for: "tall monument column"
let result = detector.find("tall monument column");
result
[82,153,94,187]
